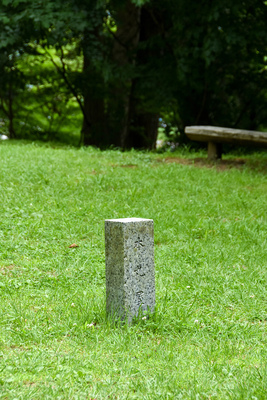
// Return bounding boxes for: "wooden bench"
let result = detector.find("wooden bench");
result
[185,126,267,160]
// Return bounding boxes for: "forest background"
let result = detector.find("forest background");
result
[0,0,267,149]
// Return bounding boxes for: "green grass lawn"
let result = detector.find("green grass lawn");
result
[0,141,267,399]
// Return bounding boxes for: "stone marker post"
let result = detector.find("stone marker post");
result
[105,218,155,323]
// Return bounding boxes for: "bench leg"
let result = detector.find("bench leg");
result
[208,142,222,160]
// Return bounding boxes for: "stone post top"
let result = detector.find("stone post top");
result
[105,218,153,223]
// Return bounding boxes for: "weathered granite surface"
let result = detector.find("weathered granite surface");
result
[105,218,155,322]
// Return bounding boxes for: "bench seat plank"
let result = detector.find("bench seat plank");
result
[185,126,267,146]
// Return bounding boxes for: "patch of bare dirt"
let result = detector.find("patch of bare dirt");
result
[120,164,138,168]
[158,157,248,171]
[0,264,17,276]
[111,164,138,169]
[23,381,37,387]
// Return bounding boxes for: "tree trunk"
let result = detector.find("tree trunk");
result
[81,79,107,147]
[81,31,107,147]
[112,0,141,148]
[135,113,159,149]
[127,111,159,149]
[126,7,160,149]
[8,84,16,139]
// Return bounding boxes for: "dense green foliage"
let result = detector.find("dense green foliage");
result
[0,142,267,398]
[0,0,266,147]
